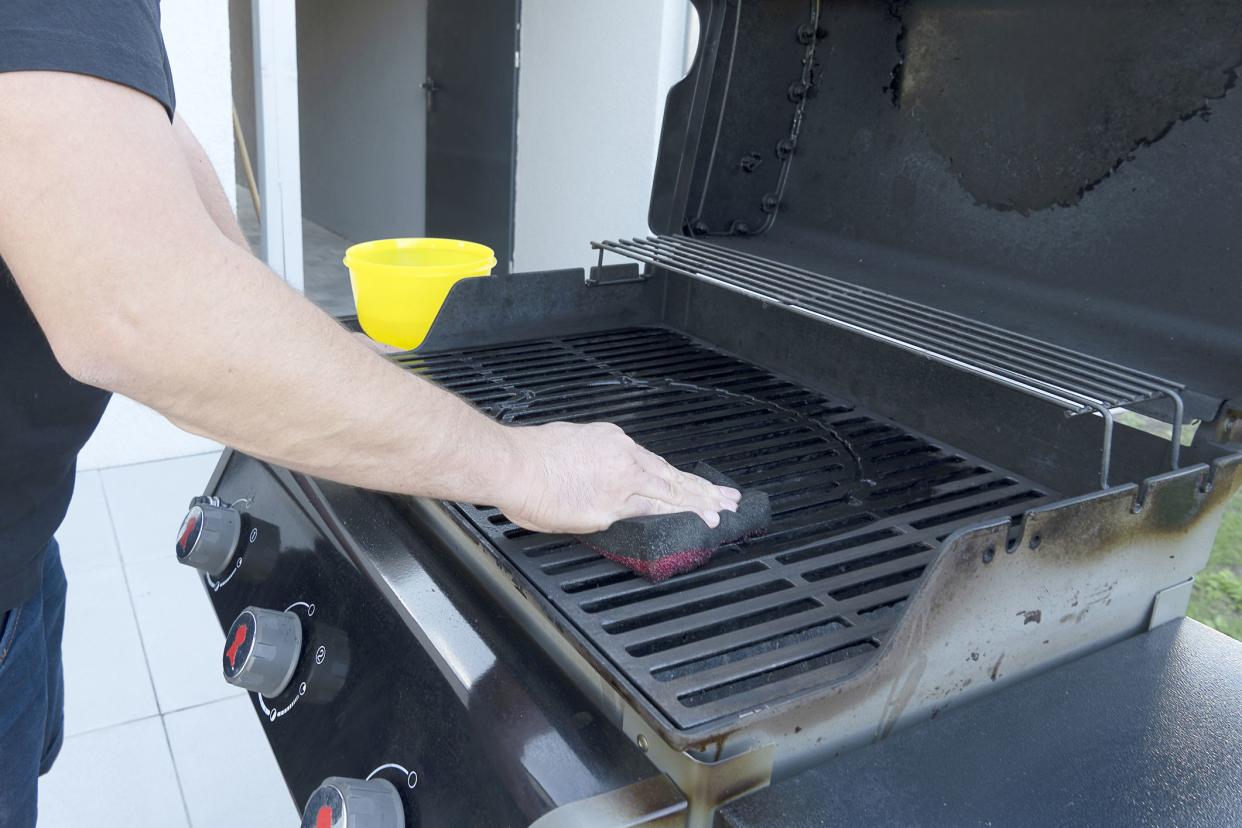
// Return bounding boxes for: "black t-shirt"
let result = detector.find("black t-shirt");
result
[0,1,176,610]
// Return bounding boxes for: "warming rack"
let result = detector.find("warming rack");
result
[591,234,1186,488]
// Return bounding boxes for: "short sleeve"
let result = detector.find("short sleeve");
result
[0,0,175,119]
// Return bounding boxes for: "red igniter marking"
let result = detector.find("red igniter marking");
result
[315,805,332,828]
[177,513,197,552]
[226,624,247,670]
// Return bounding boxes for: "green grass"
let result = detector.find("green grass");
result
[1189,490,1242,640]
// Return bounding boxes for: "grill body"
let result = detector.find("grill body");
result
[387,267,1240,821]
[195,0,1242,821]
[198,268,1241,826]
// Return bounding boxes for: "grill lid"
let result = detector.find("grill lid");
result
[649,0,1242,413]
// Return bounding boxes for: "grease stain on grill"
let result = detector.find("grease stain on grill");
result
[830,566,927,601]
[858,597,908,621]
[602,581,794,636]
[406,328,1056,729]
[775,528,902,567]
[541,552,603,576]
[560,570,634,595]
[679,640,879,709]
[893,0,1242,211]
[629,598,822,661]
[1017,609,1042,625]
[651,615,849,683]
[804,542,931,584]
[580,562,768,614]
[909,491,1044,530]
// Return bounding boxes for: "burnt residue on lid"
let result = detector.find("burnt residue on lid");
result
[651,0,1242,409]
[891,0,1242,213]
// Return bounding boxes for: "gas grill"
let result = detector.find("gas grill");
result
[181,2,1242,825]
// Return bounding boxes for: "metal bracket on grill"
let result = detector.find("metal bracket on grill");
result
[586,249,650,286]
[1148,577,1196,630]
[592,235,1188,488]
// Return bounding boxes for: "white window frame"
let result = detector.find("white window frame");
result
[251,0,304,291]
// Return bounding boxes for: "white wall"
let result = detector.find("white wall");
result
[159,0,691,274]
[296,0,428,243]
[512,0,695,273]
[161,0,236,210]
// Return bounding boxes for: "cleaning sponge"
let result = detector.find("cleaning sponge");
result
[577,462,771,582]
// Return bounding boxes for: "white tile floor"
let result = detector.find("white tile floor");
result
[38,444,297,826]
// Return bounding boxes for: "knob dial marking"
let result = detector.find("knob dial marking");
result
[300,777,404,828]
[222,607,302,698]
[175,499,242,577]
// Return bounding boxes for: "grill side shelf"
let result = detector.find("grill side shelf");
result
[592,235,1188,488]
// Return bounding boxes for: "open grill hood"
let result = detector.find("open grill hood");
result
[648,0,1242,417]
[339,5,1242,822]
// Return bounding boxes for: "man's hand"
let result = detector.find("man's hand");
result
[497,423,741,534]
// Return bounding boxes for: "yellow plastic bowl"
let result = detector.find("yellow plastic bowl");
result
[343,238,496,350]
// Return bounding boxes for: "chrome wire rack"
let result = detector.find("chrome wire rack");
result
[591,235,1186,488]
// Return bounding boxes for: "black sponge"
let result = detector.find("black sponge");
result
[576,463,771,582]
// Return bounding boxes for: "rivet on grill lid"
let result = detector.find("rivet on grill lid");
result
[761,194,780,213]
[636,734,649,752]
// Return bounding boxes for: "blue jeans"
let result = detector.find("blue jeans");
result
[0,540,67,828]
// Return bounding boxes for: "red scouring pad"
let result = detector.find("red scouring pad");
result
[577,463,771,582]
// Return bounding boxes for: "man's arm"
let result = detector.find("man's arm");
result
[0,72,738,534]
[172,114,398,355]
[172,114,250,250]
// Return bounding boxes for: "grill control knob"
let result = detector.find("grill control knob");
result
[301,777,404,828]
[222,607,302,698]
[175,497,242,576]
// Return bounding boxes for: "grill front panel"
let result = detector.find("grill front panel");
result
[399,328,1057,730]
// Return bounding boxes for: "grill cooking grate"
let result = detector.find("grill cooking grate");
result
[398,328,1057,730]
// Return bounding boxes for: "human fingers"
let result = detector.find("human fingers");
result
[617,493,722,528]
[635,450,739,513]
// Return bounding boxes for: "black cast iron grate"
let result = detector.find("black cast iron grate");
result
[396,327,1058,730]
